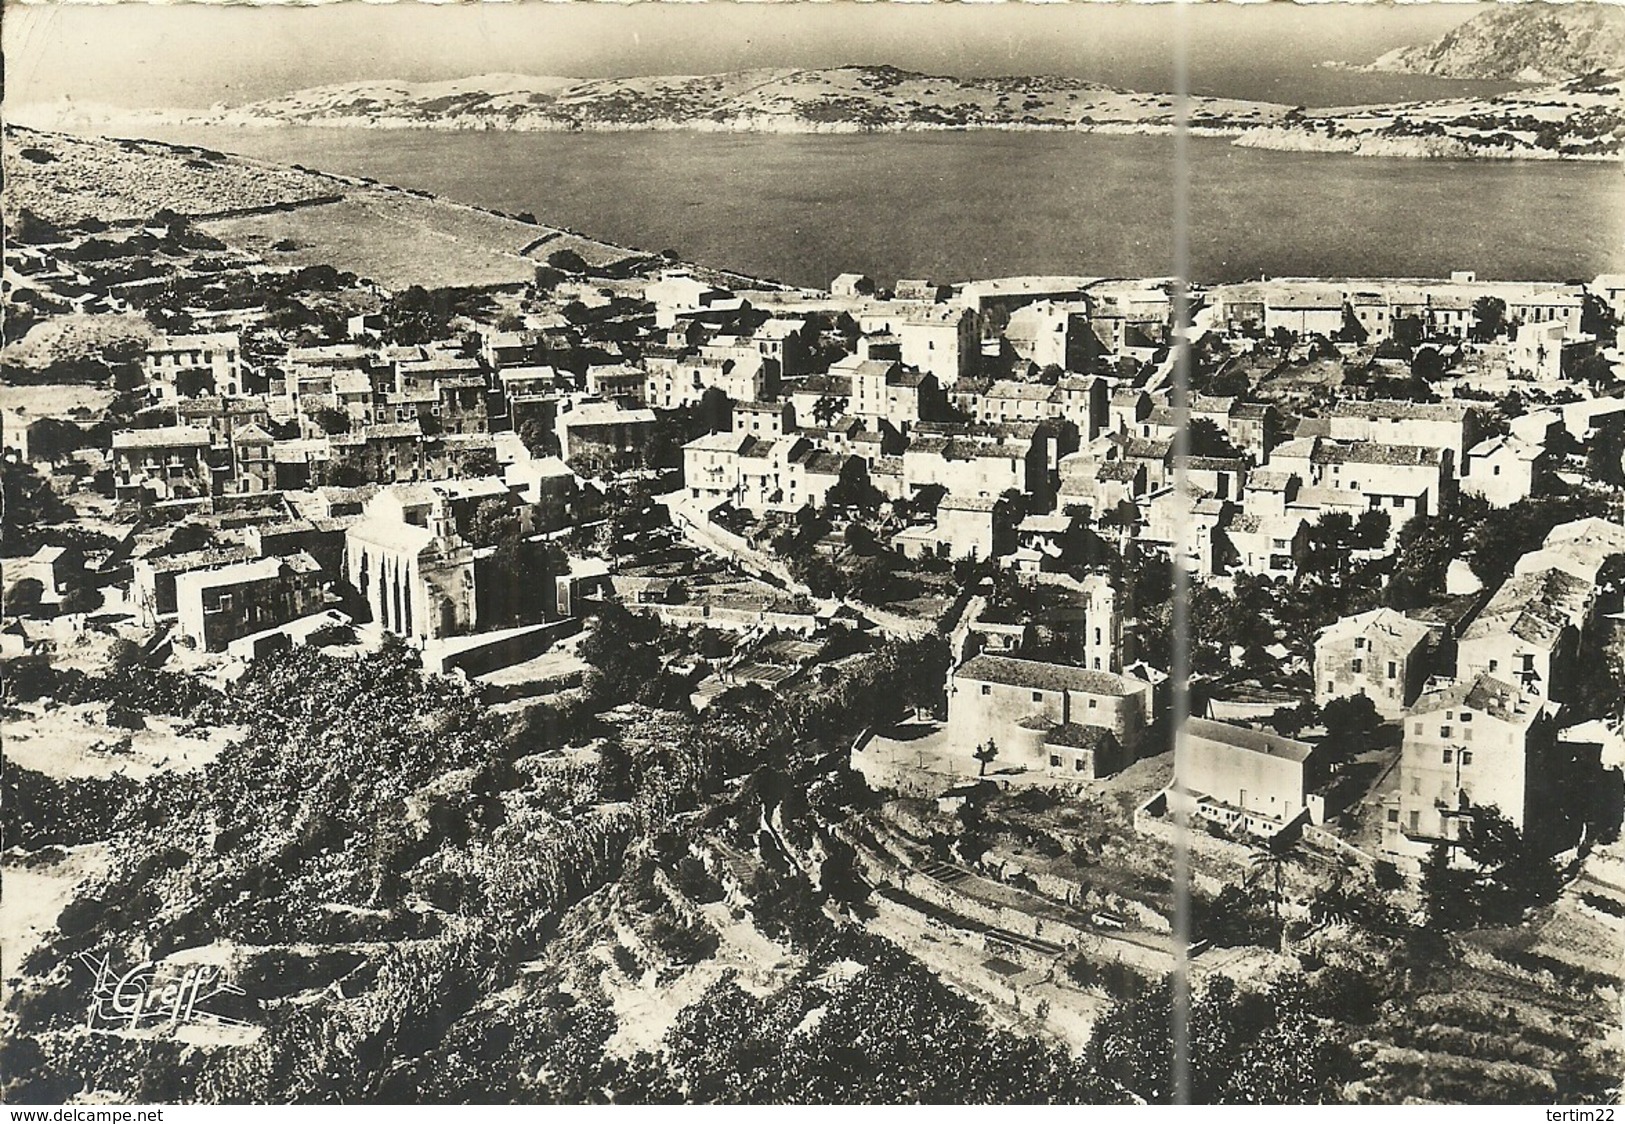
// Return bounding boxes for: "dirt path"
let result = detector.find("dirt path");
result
[2,843,111,987]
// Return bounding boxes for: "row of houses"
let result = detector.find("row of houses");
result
[1209,276,1605,343]
[1302,516,1625,863]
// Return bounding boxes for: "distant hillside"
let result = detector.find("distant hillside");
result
[0,124,666,290]
[12,61,1622,164]
[1366,3,1625,82]
[1239,70,1625,161]
[17,66,1288,136]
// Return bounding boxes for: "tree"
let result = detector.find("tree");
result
[1471,296,1506,342]
[973,739,998,778]
[844,522,877,553]
[1581,293,1617,339]
[306,406,351,436]
[1187,417,1243,459]
[1248,835,1299,953]
[1264,700,1319,739]
[1352,509,1390,550]
[1585,422,1625,487]
[810,395,844,427]
[517,416,555,457]
[697,387,731,435]
[102,637,144,674]
[1319,694,1381,767]
[547,249,589,274]
[21,418,93,465]
[1391,315,1425,350]
[3,578,45,617]
[1410,345,1446,382]
[484,532,567,627]
[153,522,219,558]
[1088,974,1352,1103]
[1420,842,1476,931]
[11,209,64,245]
[825,458,880,513]
[843,550,896,604]
[1466,493,1611,586]
[1458,803,1563,922]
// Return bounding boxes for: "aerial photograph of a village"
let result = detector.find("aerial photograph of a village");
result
[1,0,1623,1108]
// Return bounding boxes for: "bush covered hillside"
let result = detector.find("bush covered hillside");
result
[0,622,1379,1105]
[1,631,1048,1101]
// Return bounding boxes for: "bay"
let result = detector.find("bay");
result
[136,125,1625,288]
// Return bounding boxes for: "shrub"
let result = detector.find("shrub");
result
[306,622,356,649]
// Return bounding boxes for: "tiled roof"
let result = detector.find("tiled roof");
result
[1311,442,1441,467]
[1413,672,1539,725]
[1267,288,1343,310]
[1184,717,1313,762]
[231,424,274,445]
[1463,566,1593,649]
[941,494,1001,513]
[1316,607,1432,648]
[1047,723,1118,751]
[1329,399,1474,423]
[137,545,256,575]
[362,421,424,440]
[985,381,1054,402]
[957,654,1136,697]
[112,425,211,449]
[1246,470,1295,492]
[1124,438,1172,460]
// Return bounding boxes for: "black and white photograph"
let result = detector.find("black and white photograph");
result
[2,0,1624,1107]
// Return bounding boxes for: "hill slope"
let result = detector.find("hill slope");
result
[16,66,1289,135]
[12,62,1623,162]
[1240,70,1625,160]
[1367,3,1625,82]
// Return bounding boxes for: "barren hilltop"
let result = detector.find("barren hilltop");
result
[175,65,1288,134]
[18,61,1621,163]
[1365,3,1625,84]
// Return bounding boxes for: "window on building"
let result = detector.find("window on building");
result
[981,684,991,696]
[1088,699,1098,709]
[1442,749,1453,764]
[1049,755,1061,768]
[1354,638,1365,650]
[1408,810,1421,833]
[1461,751,1473,766]
[1032,690,1042,702]
[1387,661,1397,679]
[1387,808,1400,824]
[1440,725,1452,738]
[1351,658,1363,674]
[1075,758,1088,772]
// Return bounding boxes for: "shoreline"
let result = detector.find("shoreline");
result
[76,112,1623,164]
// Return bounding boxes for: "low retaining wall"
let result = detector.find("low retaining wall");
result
[633,602,820,635]
[426,619,581,677]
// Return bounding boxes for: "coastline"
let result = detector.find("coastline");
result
[1232,127,1625,163]
[73,111,1620,164]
